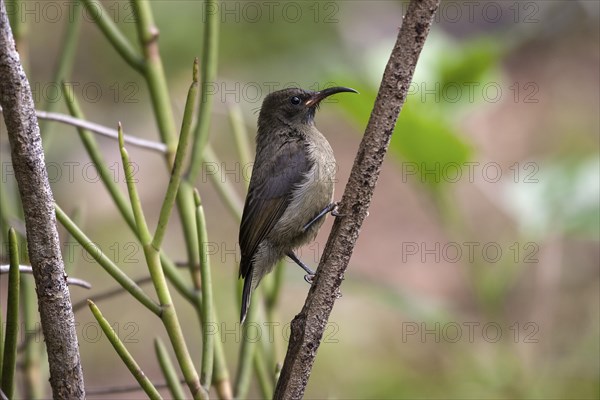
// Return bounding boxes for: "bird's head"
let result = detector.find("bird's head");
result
[258,86,358,129]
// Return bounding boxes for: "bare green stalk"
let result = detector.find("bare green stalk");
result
[228,103,253,169]
[118,123,153,243]
[0,229,19,398]
[264,260,286,370]
[154,338,186,400]
[62,207,83,275]
[153,59,200,249]
[234,300,258,399]
[254,343,273,399]
[79,0,144,72]
[131,0,178,157]
[117,126,206,400]
[62,85,136,232]
[55,205,161,316]
[204,144,244,221]
[39,0,82,148]
[20,277,44,399]
[61,89,193,301]
[194,190,215,390]
[88,300,162,400]
[176,182,202,289]
[5,0,25,41]
[188,0,220,180]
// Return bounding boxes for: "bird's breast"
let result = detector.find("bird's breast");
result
[270,131,336,247]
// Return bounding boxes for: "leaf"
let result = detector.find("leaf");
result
[390,101,472,189]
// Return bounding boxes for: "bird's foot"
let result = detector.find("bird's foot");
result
[330,202,346,217]
[335,288,343,299]
[304,274,315,284]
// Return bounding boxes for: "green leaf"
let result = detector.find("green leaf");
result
[390,101,472,189]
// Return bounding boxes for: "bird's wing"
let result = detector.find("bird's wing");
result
[239,138,311,278]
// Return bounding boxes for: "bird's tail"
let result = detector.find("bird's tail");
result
[240,270,253,324]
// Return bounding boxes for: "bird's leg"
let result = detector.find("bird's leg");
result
[302,202,344,232]
[286,251,315,284]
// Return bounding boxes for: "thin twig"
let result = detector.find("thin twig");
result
[0,265,91,289]
[34,109,167,153]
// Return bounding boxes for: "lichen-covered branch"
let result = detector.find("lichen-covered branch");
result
[0,2,85,398]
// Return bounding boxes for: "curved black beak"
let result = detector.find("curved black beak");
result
[305,86,359,107]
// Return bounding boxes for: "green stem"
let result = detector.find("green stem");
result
[204,144,244,221]
[88,300,162,400]
[192,296,232,399]
[188,0,220,181]
[176,182,202,289]
[228,103,253,170]
[131,0,178,156]
[264,260,285,369]
[234,299,258,398]
[62,207,83,276]
[194,190,215,390]
[79,0,144,72]
[118,126,206,400]
[62,84,135,231]
[20,274,44,399]
[55,204,161,316]
[152,59,199,249]
[61,85,194,302]
[154,338,186,400]
[40,0,82,149]
[254,342,273,399]
[118,123,152,243]
[1,228,20,398]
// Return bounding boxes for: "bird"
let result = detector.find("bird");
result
[238,86,358,323]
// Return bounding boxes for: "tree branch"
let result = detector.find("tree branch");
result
[0,1,85,398]
[273,0,440,398]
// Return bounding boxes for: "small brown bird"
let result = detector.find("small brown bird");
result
[238,86,358,323]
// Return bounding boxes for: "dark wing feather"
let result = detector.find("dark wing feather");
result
[238,139,310,279]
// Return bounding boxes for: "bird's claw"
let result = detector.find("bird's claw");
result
[335,288,343,299]
[304,274,315,284]
[331,202,346,217]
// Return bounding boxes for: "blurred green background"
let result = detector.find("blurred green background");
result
[1,0,599,399]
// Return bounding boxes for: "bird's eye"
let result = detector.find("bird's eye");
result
[290,96,301,105]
